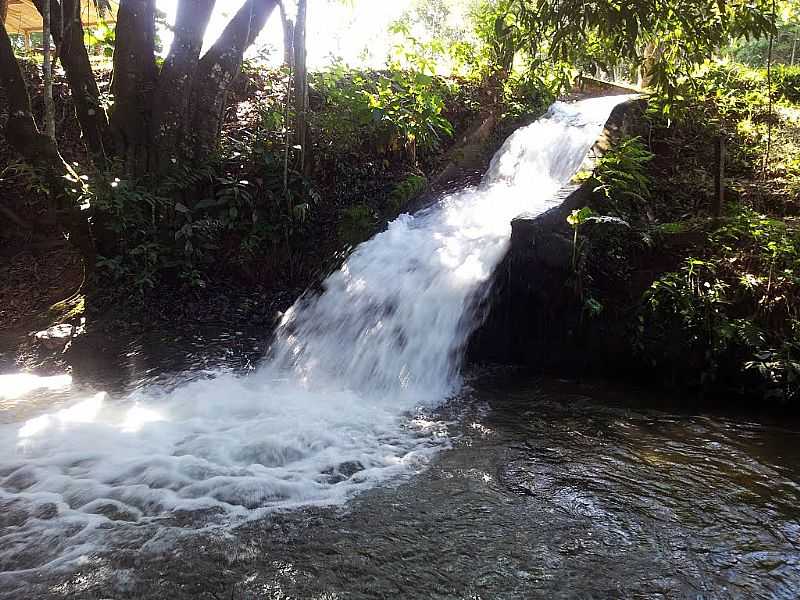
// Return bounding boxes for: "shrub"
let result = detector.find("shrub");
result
[592,136,654,217]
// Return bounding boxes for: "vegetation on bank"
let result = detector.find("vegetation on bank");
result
[570,62,800,404]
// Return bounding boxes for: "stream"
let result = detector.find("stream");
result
[1,365,799,599]
[1,96,799,598]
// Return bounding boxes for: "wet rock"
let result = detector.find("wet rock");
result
[34,323,74,351]
[468,98,649,373]
[337,461,365,478]
[322,461,365,483]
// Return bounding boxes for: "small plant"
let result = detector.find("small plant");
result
[638,204,800,400]
[593,136,654,214]
[567,206,595,271]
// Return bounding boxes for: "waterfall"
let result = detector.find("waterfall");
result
[0,96,629,572]
[269,95,629,400]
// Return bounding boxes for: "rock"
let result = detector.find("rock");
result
[534,232,574,271]
[34,323,73,351]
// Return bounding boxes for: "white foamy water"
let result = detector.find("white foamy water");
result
[0,96,628,575]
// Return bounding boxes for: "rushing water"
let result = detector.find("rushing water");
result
[5,94,797,598]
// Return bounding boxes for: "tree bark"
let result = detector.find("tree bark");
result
[111,0,158,175]
[293,0,307,171]
[33,0,114,163]
[191,0,278,159]
[42,0,56,140]
[0,0,8,24]
[0,22,95,267]
[638,41,663,89]
[278,0,294,68]
[152,0,216,165]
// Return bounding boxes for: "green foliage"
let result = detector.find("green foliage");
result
[567,206,595,271]
[640,206,800,402]
[774,65,800,103]
[475,0,774,98]
[725,3,800,67]
[338,204,377,247]
[368,70,455,156]
[593,136,654,215]
[311,62,454,162]
[388,173,428,214]
[471,0,520,77]
[502,70,557,120]
[91,136,316,294]
[84,24,115,58]
[647,60,800,185]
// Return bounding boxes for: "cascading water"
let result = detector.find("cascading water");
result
[0,96,629,576]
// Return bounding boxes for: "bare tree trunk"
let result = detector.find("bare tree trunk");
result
[278,0,294,69]
[152,0,215,166]
[278,1,294,197]
[111,0,159,175]
[638,41,663,89]
[32,0,112,163]
[764,0,775,177]
[293,0,308,172]
[42,0,56,140]
[0,0,8,24]
[0,22,95,267]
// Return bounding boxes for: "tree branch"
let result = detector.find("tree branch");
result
[32,0,112,163]
[191,0,278,157]
[151,0,216,163]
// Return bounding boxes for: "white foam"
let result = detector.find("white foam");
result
[0,96,629,574]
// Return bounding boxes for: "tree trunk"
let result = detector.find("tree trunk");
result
[0,22,95,267]
[638,41,663,89]
[278,0,294,69]
[35,0,113,163]
[151,0,215,166]
[293,0,307,171]
[3,0,283,268]
[278,0,294,197]
[111,0,159,175]
[42,0,56,140]
[0,0,8,24]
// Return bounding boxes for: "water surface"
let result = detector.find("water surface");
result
[4,370,798,599]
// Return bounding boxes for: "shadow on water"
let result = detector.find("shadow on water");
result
[4,366,798,600]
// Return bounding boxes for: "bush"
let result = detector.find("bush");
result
[774,64,800,104]
[338,204,377,247]
[311,64,454,164]
[638,206,800,403]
